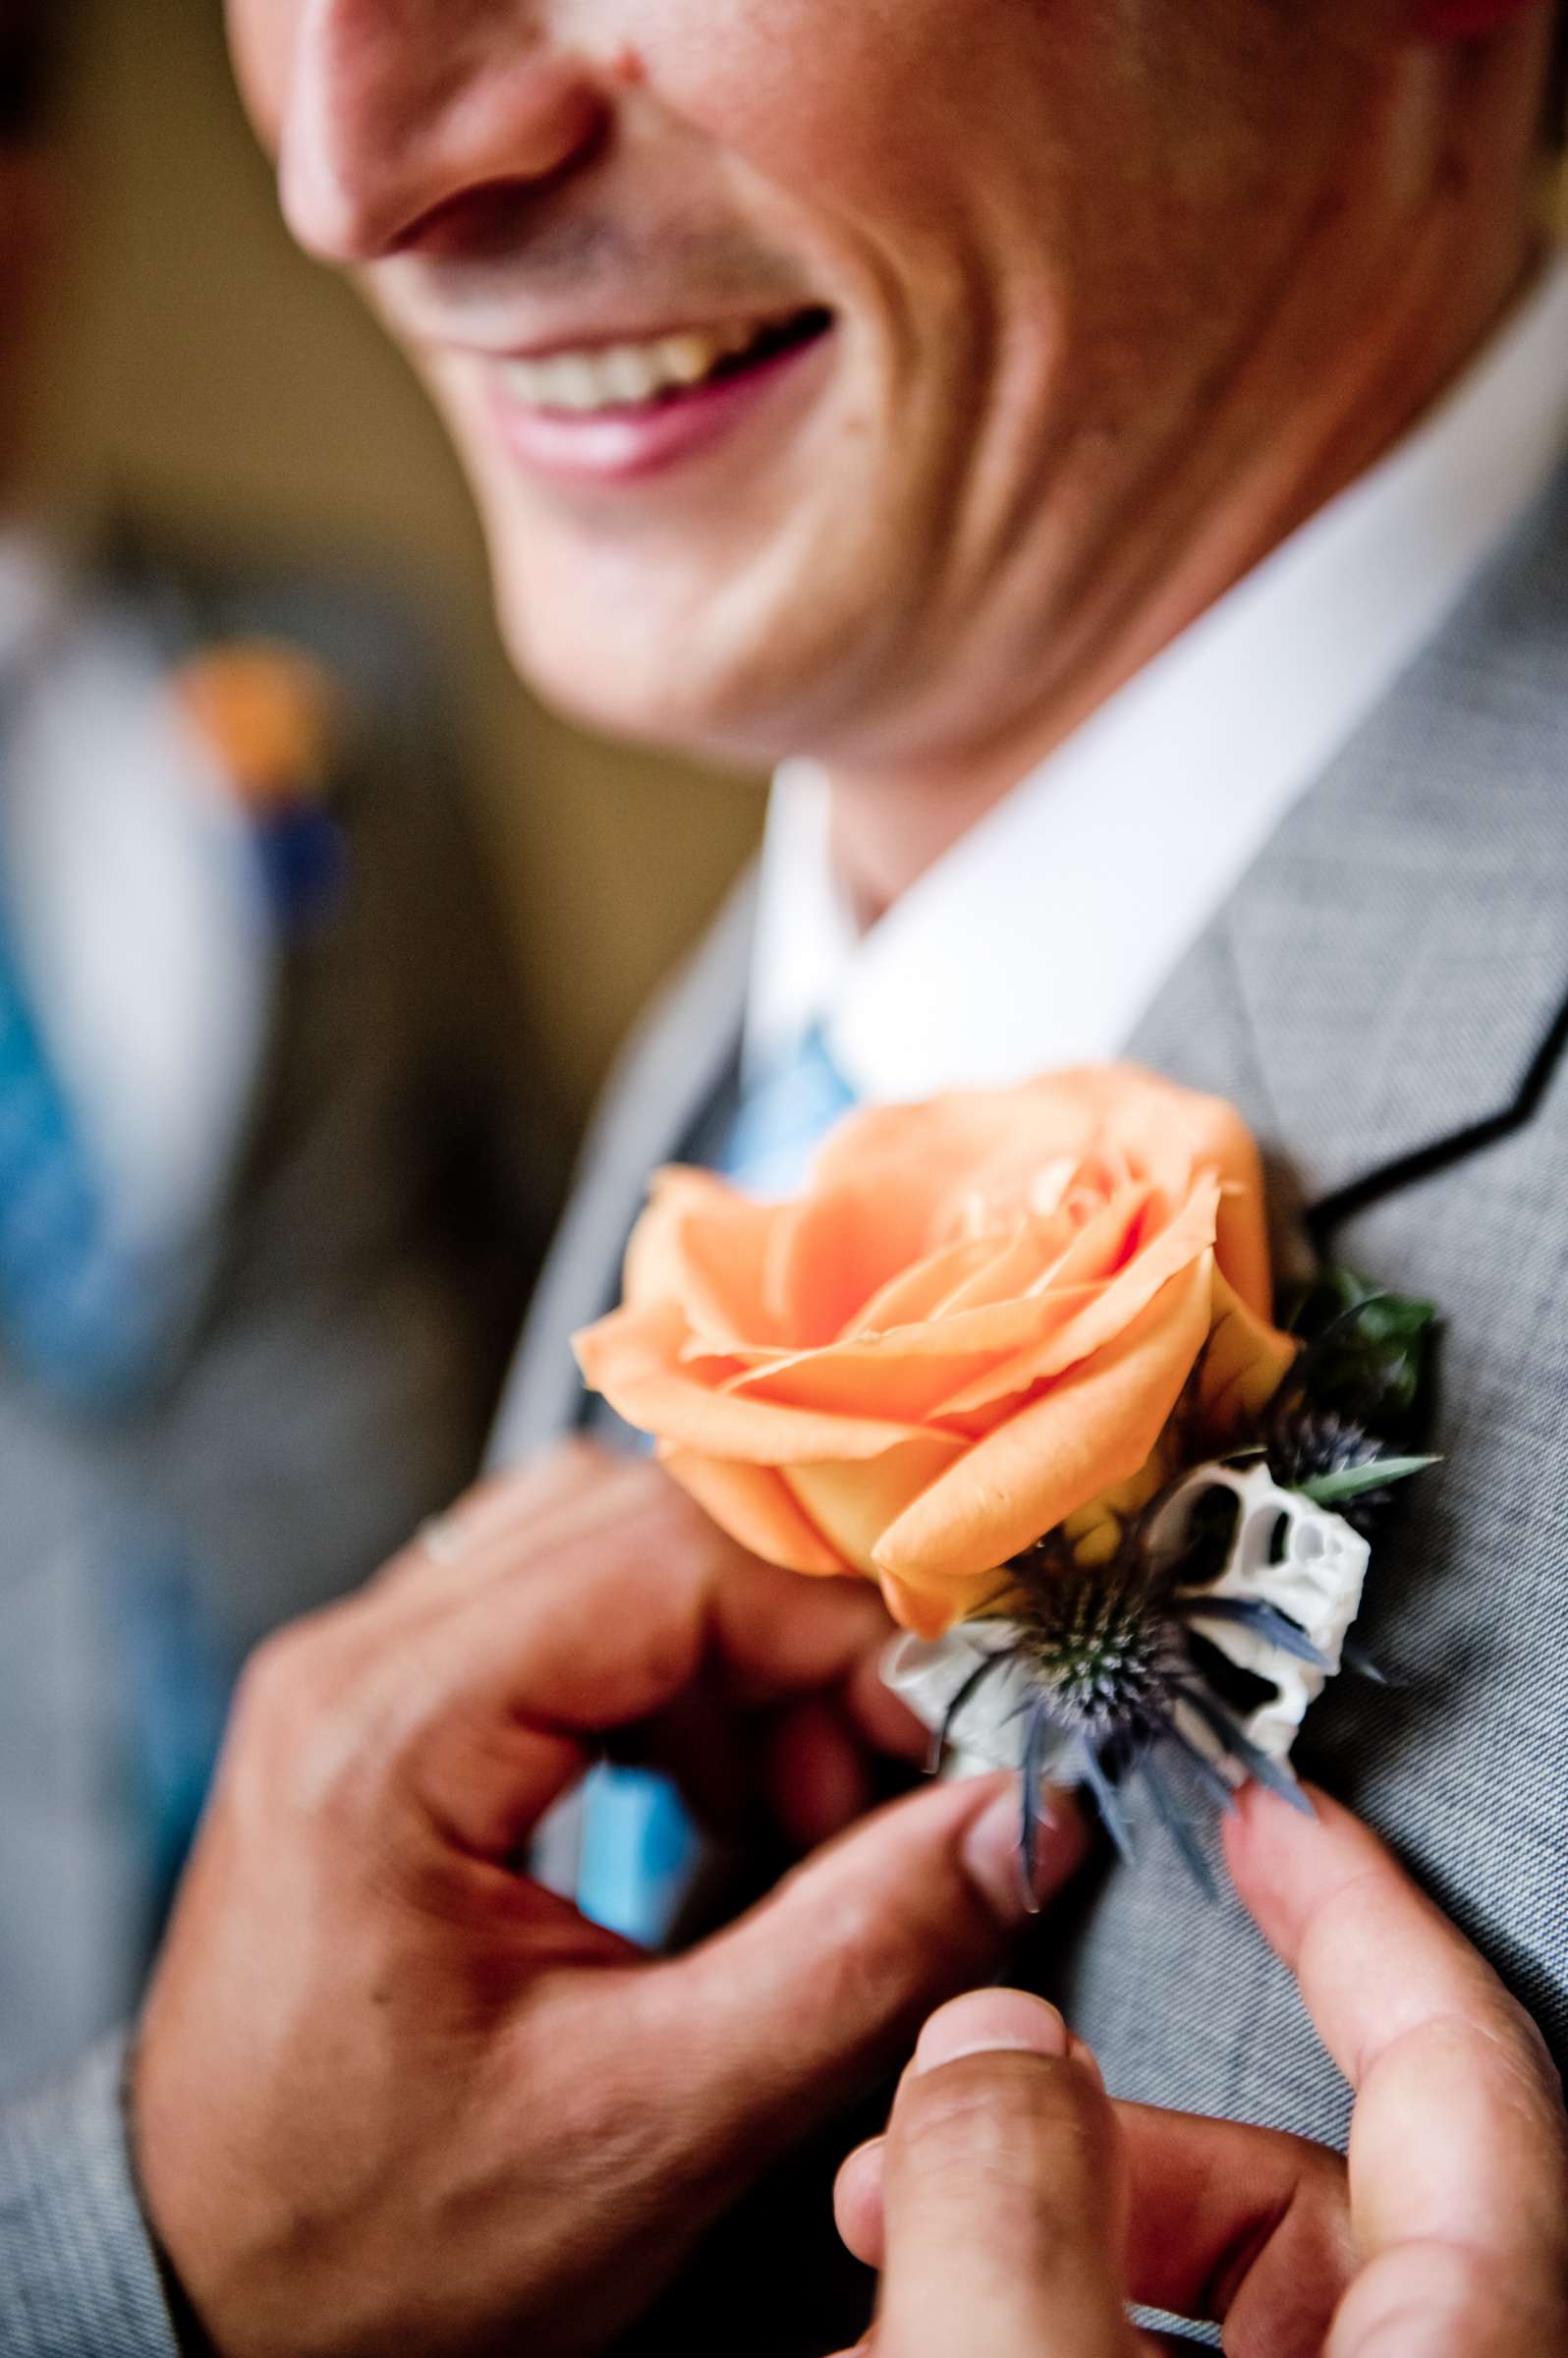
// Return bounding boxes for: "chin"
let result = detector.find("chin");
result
[495,570,820,769]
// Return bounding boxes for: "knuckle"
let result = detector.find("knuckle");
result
[230,1611,381,1806]
[234,1622,315,1725]
[808,1888,912,2017]
[778,1866,996,2042]
[505,1982,685,2190]
[1494,1993,1564,2105]
[1431,1993,1568,2137]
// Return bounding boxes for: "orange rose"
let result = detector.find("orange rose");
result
[575,1067,1297,1637]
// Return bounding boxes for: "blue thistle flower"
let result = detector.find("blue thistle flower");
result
[988,1516,1320,1908]
[917,1267,1440,1906]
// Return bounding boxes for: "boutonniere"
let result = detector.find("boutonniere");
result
[576,1068,1436,1900]
[173,641,351,930]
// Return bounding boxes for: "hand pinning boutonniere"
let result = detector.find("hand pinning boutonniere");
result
[575,1068,1437,1902]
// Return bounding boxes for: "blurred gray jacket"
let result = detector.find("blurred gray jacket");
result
[493,461,1568,2354]
[0,533,560,2357]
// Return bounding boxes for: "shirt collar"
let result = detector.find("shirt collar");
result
[746,248,1568,1103]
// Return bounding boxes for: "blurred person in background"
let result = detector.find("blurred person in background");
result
[0,0,562,2102]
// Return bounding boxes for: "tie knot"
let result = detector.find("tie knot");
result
[718,1021,858,1197]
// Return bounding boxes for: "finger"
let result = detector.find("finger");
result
[835,2034,1102,2265]
[627,1777,1087,2184]
[625,1685,885,1846]
[838,2099,1349,2358]
[386,1450,904,1755]
[381,1469,899,1854]
[1227,1785,1568,2340]
[376,1445,680,1607]
[877,1990,1134,2357]
[843,1648,931,1764]
[763,1697,876,1847]
[834,2135,885,2263]
[1116,2104,1348,2358]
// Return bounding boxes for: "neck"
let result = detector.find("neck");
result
[828,135,1551,926]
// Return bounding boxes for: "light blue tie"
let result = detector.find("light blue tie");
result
[0,917,151,1404]
[0,880,225,1908]
[716,1020,861,1200]
[576,1023,859,1946]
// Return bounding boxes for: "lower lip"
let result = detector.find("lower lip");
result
[488,330,832,485]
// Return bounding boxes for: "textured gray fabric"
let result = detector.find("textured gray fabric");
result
[1046,457,1568,2135]
[0,2038,178,2358]
[496,457,1568,2346]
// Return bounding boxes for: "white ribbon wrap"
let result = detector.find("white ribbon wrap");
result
[883,1460,1371,1785]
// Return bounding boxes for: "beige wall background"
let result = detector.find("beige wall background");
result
[31,0,765,1124]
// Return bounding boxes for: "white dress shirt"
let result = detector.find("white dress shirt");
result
[746,253,1568,1103]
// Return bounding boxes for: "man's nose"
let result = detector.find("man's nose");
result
[277,0,612,263]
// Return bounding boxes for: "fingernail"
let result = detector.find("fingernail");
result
[958,1786,1034,1925]
[914,1989,1071,2074]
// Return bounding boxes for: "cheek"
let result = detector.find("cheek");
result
[619,0,1038,245]
[623,1,1191,421]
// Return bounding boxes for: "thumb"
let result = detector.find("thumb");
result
[875,1991,1136,2358]
[637,1772,1085,2169]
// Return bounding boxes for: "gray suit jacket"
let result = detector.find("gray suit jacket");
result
[495,464,1568,2347]
[0,534,562,2356]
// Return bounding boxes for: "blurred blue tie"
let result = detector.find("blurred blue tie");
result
[0,886,225,1907]
[716,1020,861,1202]
[576,1022,859,1946]
[0,919,150,1404]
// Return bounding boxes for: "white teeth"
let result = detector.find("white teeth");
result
[657,333,717,387]
[603,346,661,404]
[502,318,779,415]
[550,358,602,413]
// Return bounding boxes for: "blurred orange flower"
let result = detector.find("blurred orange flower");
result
[174,641,344,814]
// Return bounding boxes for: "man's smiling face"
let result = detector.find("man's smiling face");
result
[226,2,1449,772]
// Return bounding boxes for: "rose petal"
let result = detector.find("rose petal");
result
[723,1294,1056,1421]
[658,1447,848,1575]
[931,1176,1222,1416]
[574,1300,931,1462]
[1198,1267,1299,1432]
[873,1253,1215,1589]
[932,1205,1100,1314]
[810,1088,1084,1202]
[623,1167,787,1346]
[756,1185,924,1343]
[810,1074,1114,1207]
[839,1232,1020,1337]
[1186,1101,1273,1316]
[879,1569,1000,1640]
[580,1068,1290,1639]
[784,1435,971,1577]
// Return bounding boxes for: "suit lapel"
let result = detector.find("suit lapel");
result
[488,870,755,1465]
[1131,458,1568,1250]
